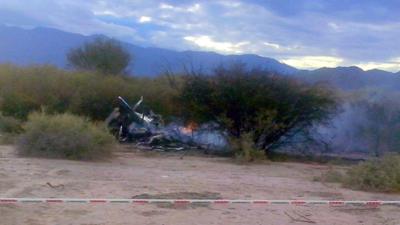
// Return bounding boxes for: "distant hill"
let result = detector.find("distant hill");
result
[0,25,399,90]
[298,66,400,90]
[0,25,297,76]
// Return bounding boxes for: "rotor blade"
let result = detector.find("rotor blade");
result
[132,96,143,111]
[118,96,134,112]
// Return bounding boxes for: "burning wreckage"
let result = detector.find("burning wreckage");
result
[105,96,227,152]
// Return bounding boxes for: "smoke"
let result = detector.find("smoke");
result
[316,103,370,154]
[191,123,228,148]
[314,90,400,156]
[162,122,228,149]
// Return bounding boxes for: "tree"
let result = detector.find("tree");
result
[178,64,338,155]
[67,37,131,75]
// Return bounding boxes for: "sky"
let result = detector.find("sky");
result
[0,0,399,71]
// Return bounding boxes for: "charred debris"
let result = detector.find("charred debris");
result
[105,96,227,152]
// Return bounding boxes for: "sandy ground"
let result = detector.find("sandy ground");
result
[1,145,400,225]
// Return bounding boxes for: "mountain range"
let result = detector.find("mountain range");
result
[0,25,296,76]
[0,25,399,90]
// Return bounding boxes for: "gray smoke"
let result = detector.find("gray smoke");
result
[162,122,228,149]
[314,90,400,156]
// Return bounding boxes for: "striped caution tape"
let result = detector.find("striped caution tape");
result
[0,198,399,206]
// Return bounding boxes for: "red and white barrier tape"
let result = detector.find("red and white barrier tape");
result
[0,198,399,206]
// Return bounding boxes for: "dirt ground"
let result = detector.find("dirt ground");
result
[1,145,399,225]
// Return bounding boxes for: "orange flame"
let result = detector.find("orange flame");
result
[180,122,198,134]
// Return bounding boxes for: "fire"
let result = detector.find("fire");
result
[180,122,198,135]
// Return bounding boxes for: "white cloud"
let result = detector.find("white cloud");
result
[138,16,152,23]
[263,42,301,52]
[328,22,339,29]
[356,57,400,72]
[187,3,201,13]
[159,3,174,10]
[217,1,242,8]
[184,35,249,53]
[282,56,344,69]
[92,10,120,17]
[263,42,280,49]
[159,2,202,13]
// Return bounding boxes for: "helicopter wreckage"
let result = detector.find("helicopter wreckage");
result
[105,96,227,152]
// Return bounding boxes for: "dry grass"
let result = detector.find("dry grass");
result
[343,154,400,192]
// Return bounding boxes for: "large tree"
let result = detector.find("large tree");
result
[178,64,338,155]
[67,37,131,75]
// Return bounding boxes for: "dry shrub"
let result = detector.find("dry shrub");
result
[232,133,266,162]
[343,154,400,192]
[314,169,344,183]
[17,112,114,160]
[0,65,180,121]
[0,113,23,134]
[0,113,23,144]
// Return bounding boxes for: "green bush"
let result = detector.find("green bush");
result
[178,64,337,155]
[67,37,131,75]
[17,112,115,160]
[344,154,400,192]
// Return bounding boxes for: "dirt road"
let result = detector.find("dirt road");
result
[1,145,399,225]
